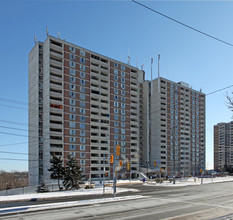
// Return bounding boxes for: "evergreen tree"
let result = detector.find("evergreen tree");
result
[62,155,83,190]
[48,155,64,191]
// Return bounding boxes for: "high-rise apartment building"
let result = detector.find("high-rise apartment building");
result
[29,35,144,186]
[214,122,233,171]
[142,77,206,176]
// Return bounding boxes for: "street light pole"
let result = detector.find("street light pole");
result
[103,155,105,194]
[113,145,116,197]
[147,160,149,177]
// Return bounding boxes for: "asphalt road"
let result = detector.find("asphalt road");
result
[2,181,233,219]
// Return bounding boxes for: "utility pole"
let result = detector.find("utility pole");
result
[113,145,116,197]
[103,155,105,194]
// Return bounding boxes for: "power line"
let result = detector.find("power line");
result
[0,104,27,110]
[0,142,28,147]
[0,150,28,155]
[0,158,33,162]
[206,84,233,96]
[0,97,27,105]
[131,0,233,47]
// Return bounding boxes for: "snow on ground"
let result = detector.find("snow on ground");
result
[1,177,233,203]
[144,176,233,187]
[0,186,138,202]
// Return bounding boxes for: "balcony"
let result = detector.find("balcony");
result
[50,67,62,76]
[50,43,63,53]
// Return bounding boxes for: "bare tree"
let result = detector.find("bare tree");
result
[0,170,28,191]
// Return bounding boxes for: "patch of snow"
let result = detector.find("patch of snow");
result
[0,187,138,202]
[144,176,233,187]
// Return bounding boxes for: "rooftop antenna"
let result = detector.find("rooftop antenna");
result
[158,54,160,93]
[127,49,131,65]
[58,32,60,39]
[46,27,49,36]
[34,35,37,45]
[141,64,144,70]
[136,56,138,68]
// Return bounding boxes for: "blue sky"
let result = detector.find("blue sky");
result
[0,0,233,171]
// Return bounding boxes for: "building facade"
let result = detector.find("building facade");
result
[29,35,144,186]
[142,77,206,176]
[214,122,233,172]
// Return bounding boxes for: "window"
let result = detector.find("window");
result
[80,152,86,158]
[70,91,75,98]
[70,84,75,90]
[80,101,85,107]
[80,145,85,151]
[80,50,85,57]
[70,145,76,150]
[114,108,119,114]
[70,99,75,106]
[80,137,85,144]
[114,101,119,107]
[121,84,125,89]
[80,159,85,165]
[114,95,118,101]
[121,116,126,121]
[69,114,76,120]
[121,129,126,134]
[80,116,85,122]
[121,122,125,127]
[114,75,118,81]
[114,63,118,68]
[70,152,76,157]
[114,115,119,121]
[69,54,76,60]
[80,79,85,85]
[114,69,118,75]
[80,108,85,114]
[121,65,125,71]
[114,82,118,88]
[70,137,76,143]
[80,72,85,78]
[114,121,119,126]
[70,68,76,76]
[80,130,86,136]
[69,46,75,53]
[80,123,85,129]
[70,92,75,98]
[80,86,85,93]
[70,107,75,112]
[121,97,125,102]
[121,109,125,115]
[121,90,125,96]
[121,71,125,77]
[69,122,76,128]
[70,75,75,83]
[70,129,76,135]
[80,94,86,100]
[114,134,119,140]
[121,135,126,140]
[121,103,126,108]
[80,64,85,71]
[80,57,85,64]
[121,78,125,83]
[69,61,75,68]
[114,88,118,94]
[114,128,119,133]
